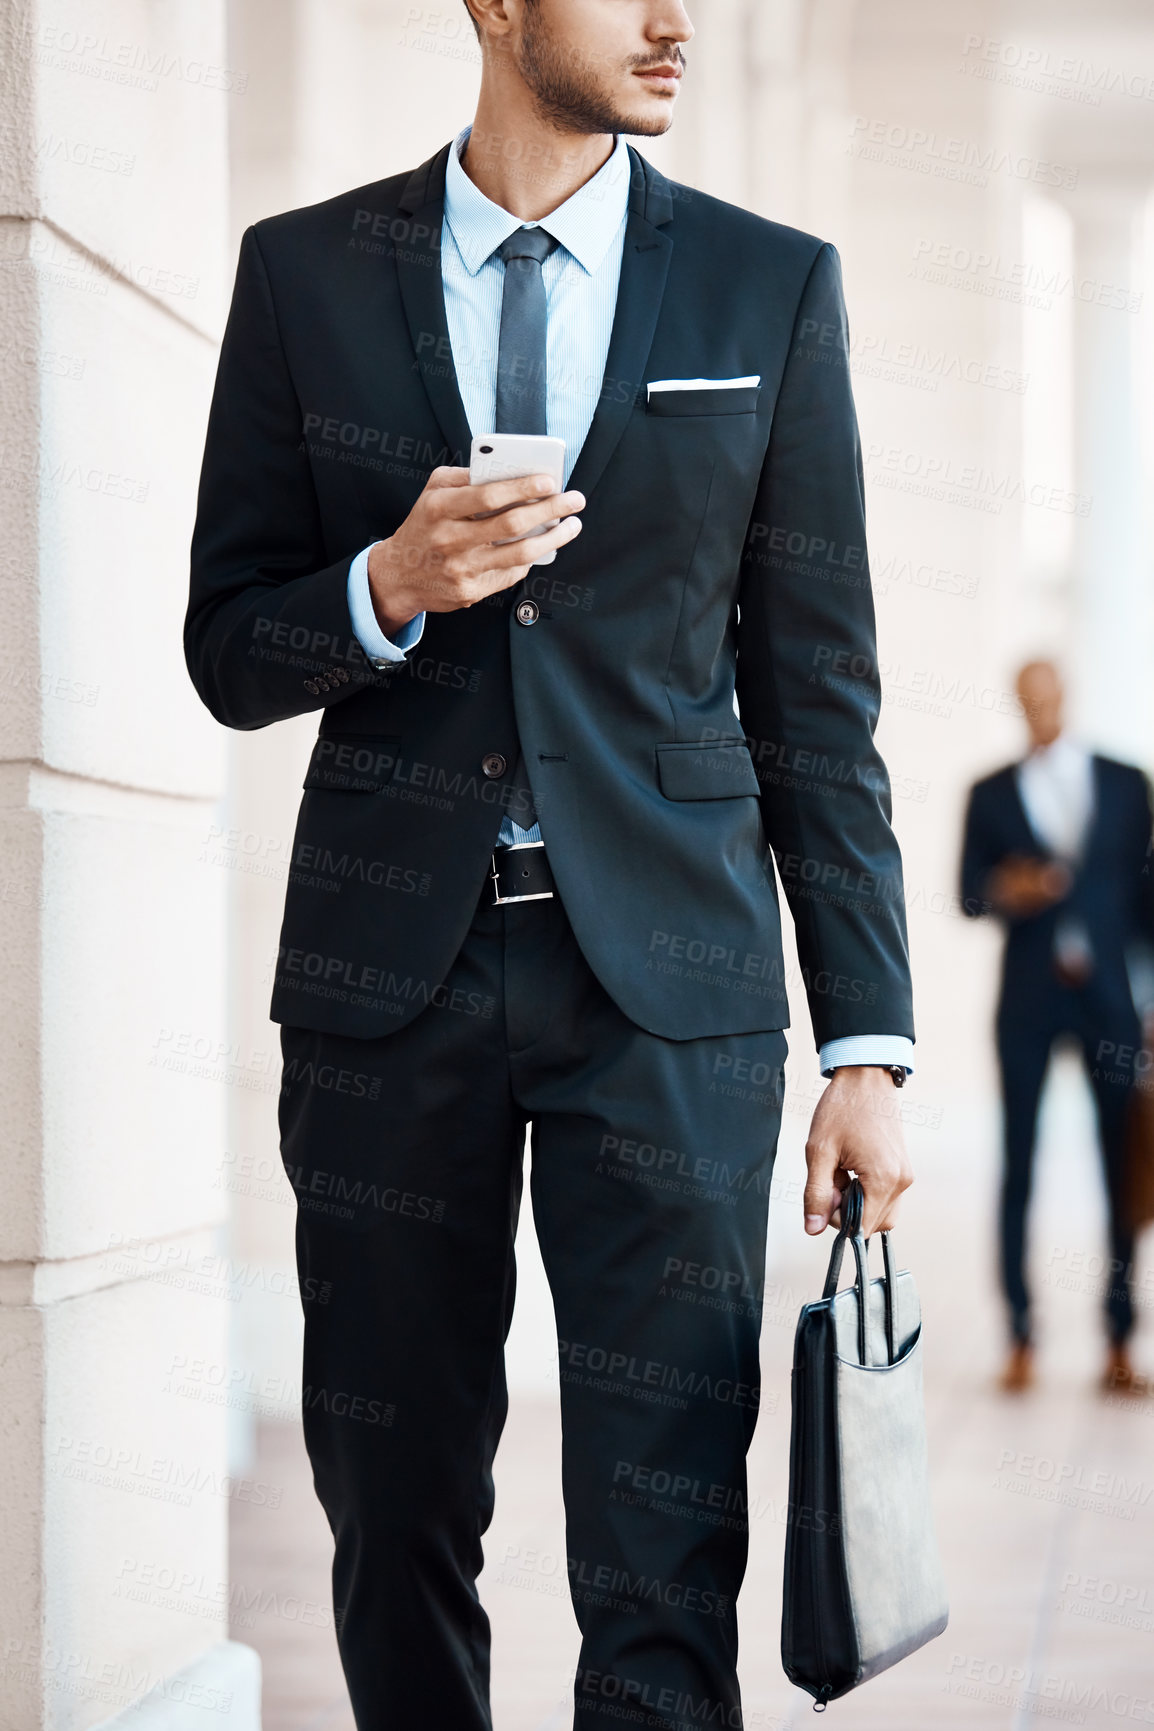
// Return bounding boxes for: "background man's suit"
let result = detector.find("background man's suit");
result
[187,141,914,1729]
[962,753,1154,1346]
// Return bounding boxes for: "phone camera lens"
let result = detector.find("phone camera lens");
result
[480,444,493,454]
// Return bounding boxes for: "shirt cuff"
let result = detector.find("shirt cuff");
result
[819,1035,915,1078]
[347,543,426,664]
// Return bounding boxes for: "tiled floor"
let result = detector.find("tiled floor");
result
[232,1083,1154,1730]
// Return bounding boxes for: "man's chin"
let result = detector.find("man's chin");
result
[613,103,676,138]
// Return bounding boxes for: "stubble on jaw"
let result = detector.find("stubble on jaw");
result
[515,8,681,137]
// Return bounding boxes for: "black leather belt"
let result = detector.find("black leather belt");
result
[490,841,555,905]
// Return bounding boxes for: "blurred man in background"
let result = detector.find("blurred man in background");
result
[961,661,1154,1393]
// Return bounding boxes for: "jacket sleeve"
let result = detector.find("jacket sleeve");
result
[959,782,1000,920]
[1131,770,1154,947]
[735,241,913,1050]
[185,226,378,730]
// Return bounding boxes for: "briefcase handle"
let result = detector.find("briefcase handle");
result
[819,1176,898,1367]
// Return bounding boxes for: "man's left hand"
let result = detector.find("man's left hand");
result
[803,1066,913,1239]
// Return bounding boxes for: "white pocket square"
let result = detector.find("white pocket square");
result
[646,375,760,399]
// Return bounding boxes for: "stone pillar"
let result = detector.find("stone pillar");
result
[1065,179,1154,762]
[0,0,259,1724]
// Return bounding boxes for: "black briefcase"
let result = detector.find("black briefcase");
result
[781,1178,948,1708]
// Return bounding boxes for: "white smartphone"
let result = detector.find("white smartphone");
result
[469,432,567,568]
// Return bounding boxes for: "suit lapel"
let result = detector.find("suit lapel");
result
[1007,766,1050,855]
[394,143,474,466]
[1010,754,1105,865]
[1080,756,1107,861]
[567,148,674,500]
[392,141,675,489]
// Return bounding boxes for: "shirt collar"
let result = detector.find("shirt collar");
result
[443,123,631,277]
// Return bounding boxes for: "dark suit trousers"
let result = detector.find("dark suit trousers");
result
[996,989,1138,1346]
[278,884,787,1730]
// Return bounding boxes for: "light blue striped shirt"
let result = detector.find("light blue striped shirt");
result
[344,128,913,1077]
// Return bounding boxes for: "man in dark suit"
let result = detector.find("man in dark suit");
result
[962,660,1154,1395]
[186,0,916,1722]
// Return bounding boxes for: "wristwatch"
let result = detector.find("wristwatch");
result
[828,1064,908,1086]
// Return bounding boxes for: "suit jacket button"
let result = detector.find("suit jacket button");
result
[304,680,319,694]
[481,752,507,779]
[515,599,540,626]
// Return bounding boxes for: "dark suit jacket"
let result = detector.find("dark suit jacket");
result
[186,141,914,1046]
[960,755,1154,1025]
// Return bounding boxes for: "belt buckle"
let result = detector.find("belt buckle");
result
[490,840,554,906]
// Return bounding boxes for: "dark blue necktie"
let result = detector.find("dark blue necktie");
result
[493,226,558,842]
[495,226,558,434]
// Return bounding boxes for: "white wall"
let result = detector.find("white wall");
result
[0,0,258,1723]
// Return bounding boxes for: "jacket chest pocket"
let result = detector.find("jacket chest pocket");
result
[645,383,761,418]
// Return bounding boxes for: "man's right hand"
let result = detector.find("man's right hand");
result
[986,853,1071,918]
[367,466,585,639]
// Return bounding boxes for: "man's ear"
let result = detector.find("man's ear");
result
[466,0,518,43]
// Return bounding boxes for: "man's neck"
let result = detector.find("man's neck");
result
[461,108,616,221]
[1028,733,1083,761]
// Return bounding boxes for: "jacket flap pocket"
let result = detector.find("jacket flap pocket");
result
[656,739,760,800]
[646,384,761,418]
[303,734,401,793]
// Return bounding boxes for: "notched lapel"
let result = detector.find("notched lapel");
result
[568,150,675,501]
[1007,770,1050,855]
[394,143,473,467]
[389,142,677,490]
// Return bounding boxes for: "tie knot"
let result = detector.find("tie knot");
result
[499,225,558,267]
